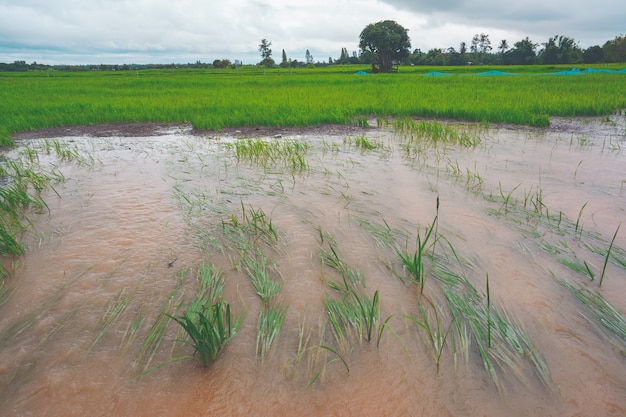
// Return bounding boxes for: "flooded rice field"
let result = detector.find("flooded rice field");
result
[1,116,625,416]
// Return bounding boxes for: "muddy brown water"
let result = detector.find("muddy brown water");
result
[1,117,625,416]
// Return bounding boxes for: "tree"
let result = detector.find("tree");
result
[583,45,604,63]
[470,34,480,63]
[258,39,275,66]
[498,40,509,55]
[338,47,350,64]
[603,35,626,63]
[539,35,582,64]
[502,37,537,65]
[359,20,410,73]
[212,59,232,69]
[281,49,290,68]
[305,49,314,65]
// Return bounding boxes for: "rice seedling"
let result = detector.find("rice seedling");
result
[306,344,350,389]
[598,224,621,287]
[355,216,405,250]
[396,215,438,293]
[575,202,588,234]
[343,134,387,153]
[220,203,280,251]
[256,300,288,359]
[135,273,186,370]
[91,288,135,349]
[389,118,482,148]
[168,298,244,367]
[242,249,283,304]
[560,280,626,345]
[320,240,365,289]
[226,138,310,173]
[440,275,552,391]
[323,289,380,345]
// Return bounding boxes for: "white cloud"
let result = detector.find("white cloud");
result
[0,0,623,64]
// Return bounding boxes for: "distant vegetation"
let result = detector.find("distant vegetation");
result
[1,33,624,72]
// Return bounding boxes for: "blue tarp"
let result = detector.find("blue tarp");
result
[422,68,626,77]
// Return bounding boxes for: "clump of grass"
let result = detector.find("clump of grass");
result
[320,240,365,289]
[221,202,279,250]
[166,263,244,368]
[396,215,438,293]
[560,280,626,344]
[437,264,553,391]
[390,118,482,147]
[318,236,379,347]
[343,134,386,152]
[135,273,186,370]
[242,249,283,303]
[91,288,135,349]
[226,138,309,172]
[257,300,288,359]
[168,298,243,367]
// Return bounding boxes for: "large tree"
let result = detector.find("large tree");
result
[258,39,274,66]
[359,20,410,73]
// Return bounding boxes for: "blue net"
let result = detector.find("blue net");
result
[422,67,626,76]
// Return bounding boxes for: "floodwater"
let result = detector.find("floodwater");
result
[1,116,625,416]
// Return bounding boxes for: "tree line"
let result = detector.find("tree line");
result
[1,30,624,72]
[410,34,626,66]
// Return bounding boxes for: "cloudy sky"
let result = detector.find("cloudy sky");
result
[1,0,623,65]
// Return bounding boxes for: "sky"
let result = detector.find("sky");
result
[0,0,624,65]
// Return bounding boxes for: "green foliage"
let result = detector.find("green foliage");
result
[168,300,242,367]
[560,280,626,348]
[2,67,624,145]
[359,20,411,73]
[168,263,244,367]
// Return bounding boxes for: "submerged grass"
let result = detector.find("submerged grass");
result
[257,300,288,359]
[560,280,626,346]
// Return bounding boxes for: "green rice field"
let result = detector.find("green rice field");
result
[2,65,625,145]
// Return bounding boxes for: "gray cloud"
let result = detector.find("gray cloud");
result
[0,0,623,64]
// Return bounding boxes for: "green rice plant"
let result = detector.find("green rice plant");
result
[599,224,621,287]
[306,344,350,389]
[320,239,365,289]
[226,138,309,173]
[168,298,244,367]
[2,68,626,147]
[91,288,135,349]
[343,134,385,152]
[323,289,379,345]
[46,139,94,166]
[396,215,438,293]
[390,118,482,148]
[560,280,626,344]
[427,258,553,391]
[220,203,279,250]
[256,300,288,359]
[356,216,405,250]
[584,233,626,271]
[188,262,225,313]
[242,249,283,304]
[135,274,185,369]
[575,201,588,234]
[416,294,454,370]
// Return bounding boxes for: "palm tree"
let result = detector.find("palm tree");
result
[498,40,509,63]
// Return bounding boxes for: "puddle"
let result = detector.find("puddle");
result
[1,116,625,416]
